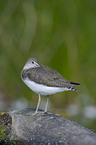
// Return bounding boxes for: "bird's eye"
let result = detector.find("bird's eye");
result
[32,61,34,64]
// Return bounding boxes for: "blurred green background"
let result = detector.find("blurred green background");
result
[0,0,96,131]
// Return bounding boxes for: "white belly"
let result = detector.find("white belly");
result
[22,79,71,95]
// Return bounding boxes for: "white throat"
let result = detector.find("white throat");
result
[23,63,40,70]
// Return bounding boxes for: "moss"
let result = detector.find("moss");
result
[0,125,6,140]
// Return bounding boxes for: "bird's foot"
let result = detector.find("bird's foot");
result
[32,111,53,116]
[32,111,46,116]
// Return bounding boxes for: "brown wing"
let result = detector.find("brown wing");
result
[27,65,79,88]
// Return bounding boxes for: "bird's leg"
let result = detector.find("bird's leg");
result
[35,94,41,114]
[44,95,49,113]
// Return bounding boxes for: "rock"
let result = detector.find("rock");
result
[0,108,96,145]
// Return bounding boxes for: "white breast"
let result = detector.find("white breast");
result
[22,79,71,96]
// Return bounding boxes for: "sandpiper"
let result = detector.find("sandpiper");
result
[21,57,80,114]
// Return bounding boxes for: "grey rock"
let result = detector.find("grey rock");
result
[1,108,96,145]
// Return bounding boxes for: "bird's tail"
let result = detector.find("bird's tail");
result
[69,81,80,92]
[70,81,80,87]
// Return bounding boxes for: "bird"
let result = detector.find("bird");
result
[21,57,80,114]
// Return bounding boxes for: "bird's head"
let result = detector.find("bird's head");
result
[23,57,40,70]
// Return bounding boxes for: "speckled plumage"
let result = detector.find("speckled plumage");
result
[21,57,80,113]
[21,65,79,89]
[21,57,80,89]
